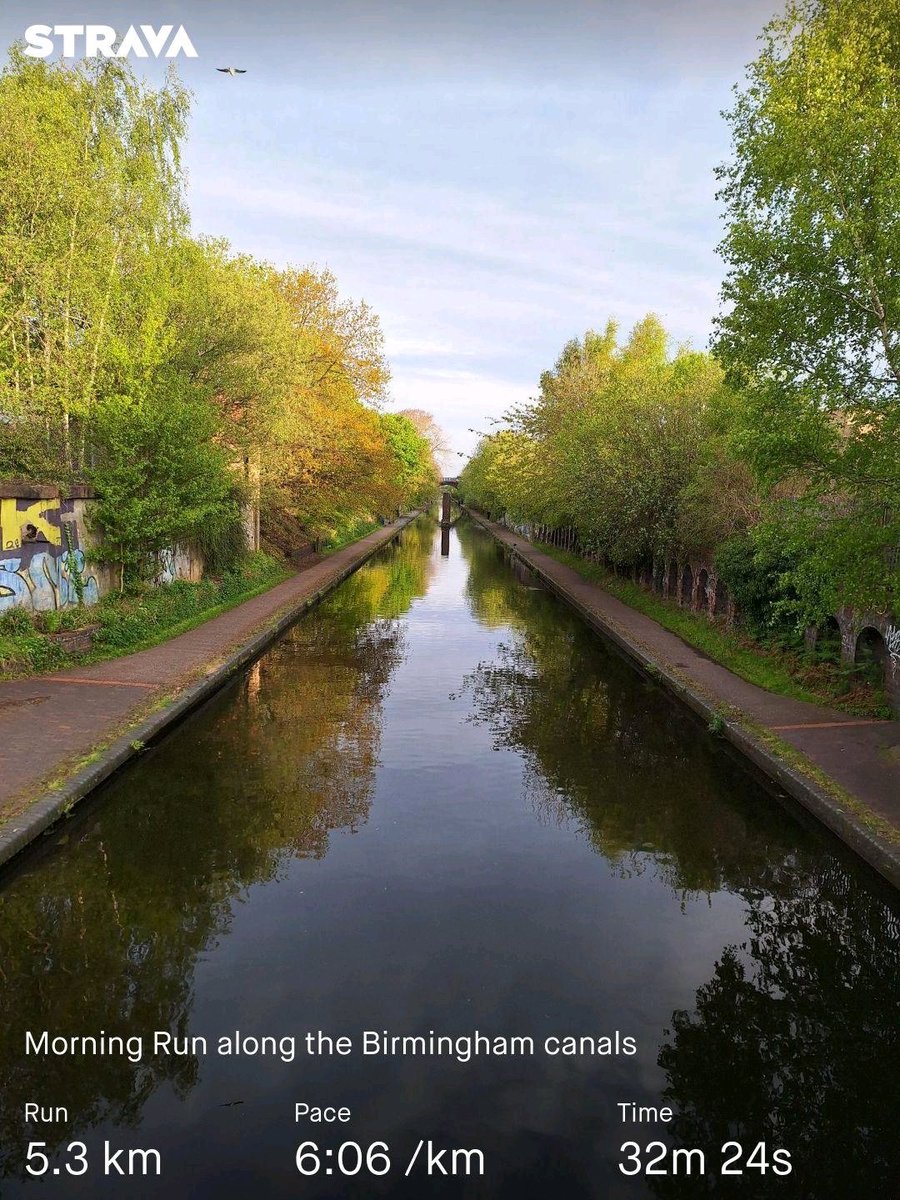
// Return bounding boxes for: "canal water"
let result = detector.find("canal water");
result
[1,516,898,1199]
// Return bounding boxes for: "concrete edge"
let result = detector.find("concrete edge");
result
[0,513,421,871]
[469,511,900,891]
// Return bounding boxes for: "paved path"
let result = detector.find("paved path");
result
[477,517,900,836]
[0,519,414,822]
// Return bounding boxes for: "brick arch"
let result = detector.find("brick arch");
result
[712,576,729,619]
[652,559,665,594]
[854,626,889,690]
[666,560,679,599]
[680,564,694,607]
[816,615,843,664]
[696,568,710,613]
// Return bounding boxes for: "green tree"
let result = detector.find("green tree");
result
[0,51,189,479]
[380,412,439,507]
[713,0,900,615]
[88,392,235,586]
[461,317,751,568]
[0,48,431,579]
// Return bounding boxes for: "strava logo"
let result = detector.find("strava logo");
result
[24,24,198,59]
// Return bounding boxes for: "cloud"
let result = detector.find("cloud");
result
[384,335,474,359]
[187,115,725,455]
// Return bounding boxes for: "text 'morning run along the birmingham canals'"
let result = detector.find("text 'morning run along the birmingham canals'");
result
[25,1027,638,1065]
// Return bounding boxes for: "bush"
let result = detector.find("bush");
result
[0,552,286,676]
[0,628,68,673]
[88,390,236,584]
[36,607,87,634]
[192,486,249,574]
[0,607,35,635]
[92,551,284,650]
[714,533,803,639]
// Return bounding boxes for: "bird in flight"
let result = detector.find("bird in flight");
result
[217,67,246,76]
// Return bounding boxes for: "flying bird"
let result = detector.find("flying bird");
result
[217,67,246,76]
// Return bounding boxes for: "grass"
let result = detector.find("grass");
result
[749,720,900,844]
[538,543,891,719]
[0,551,290,680]
[321,516,382,555]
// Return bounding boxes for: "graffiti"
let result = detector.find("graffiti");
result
[0,560,31,608]
[886,625,900,673]
[0,549,99,614]
[153,546,201,586]
[157,548,177,585]
[0,490,102,613]
[0,496,61,551]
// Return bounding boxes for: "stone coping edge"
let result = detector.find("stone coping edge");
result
[0,513,420,872]
[469,511,900,891]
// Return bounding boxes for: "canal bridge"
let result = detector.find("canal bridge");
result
[438,479,461,551]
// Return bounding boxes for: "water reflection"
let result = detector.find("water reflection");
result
[0,516,897,1198]
[455,521,900,1194]
[457,521,803,896]
[0,519,435,1176]
[654,864,900,1198]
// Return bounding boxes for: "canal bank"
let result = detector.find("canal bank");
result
[468,511,900,890]
[0,513,421,869]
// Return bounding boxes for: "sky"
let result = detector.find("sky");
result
[0,0,780,466]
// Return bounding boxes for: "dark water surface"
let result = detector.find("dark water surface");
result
[1,517,898,1199]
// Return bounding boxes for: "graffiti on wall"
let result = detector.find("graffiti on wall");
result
[0,496,61,552]
[887,625,900,675]
[0,495,99,613]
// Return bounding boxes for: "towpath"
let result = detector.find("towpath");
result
[0,516,417,861]
[472,513,900,885]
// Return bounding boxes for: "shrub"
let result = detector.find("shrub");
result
[0,607,35,635]
[714,533,803,639]
[192,486,249,575]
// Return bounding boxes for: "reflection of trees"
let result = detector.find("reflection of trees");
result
[654,864,900,1199]
[457,520,802,897]
[458,519,538,630]
[0,518,435,1175]
[458,519,900,1197]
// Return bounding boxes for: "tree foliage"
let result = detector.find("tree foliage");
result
[0,51,438,581]
[713,0,900,615]
[461,316,753,569]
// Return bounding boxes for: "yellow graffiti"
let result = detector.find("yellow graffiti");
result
[0,497,62,550]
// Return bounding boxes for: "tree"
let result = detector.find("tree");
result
[459,429,536,520]
[88,391,235,586]
[397,408,450,470]
[461,316,751,568]
[0,48,423,571]
[0,51,189,479]
[713,0,900,614]
[380,412,439,506]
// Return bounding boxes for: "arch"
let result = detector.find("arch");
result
[854,626,888,689]
[713,578,729,618]
[680,564,694,607]
[667,560,679,599]
[697,568,710,613]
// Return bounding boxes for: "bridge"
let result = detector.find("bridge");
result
[439,478,461,536]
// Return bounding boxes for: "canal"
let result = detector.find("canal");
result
[1,515,898,1198]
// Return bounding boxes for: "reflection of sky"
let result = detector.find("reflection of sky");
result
[0,0,779,462]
